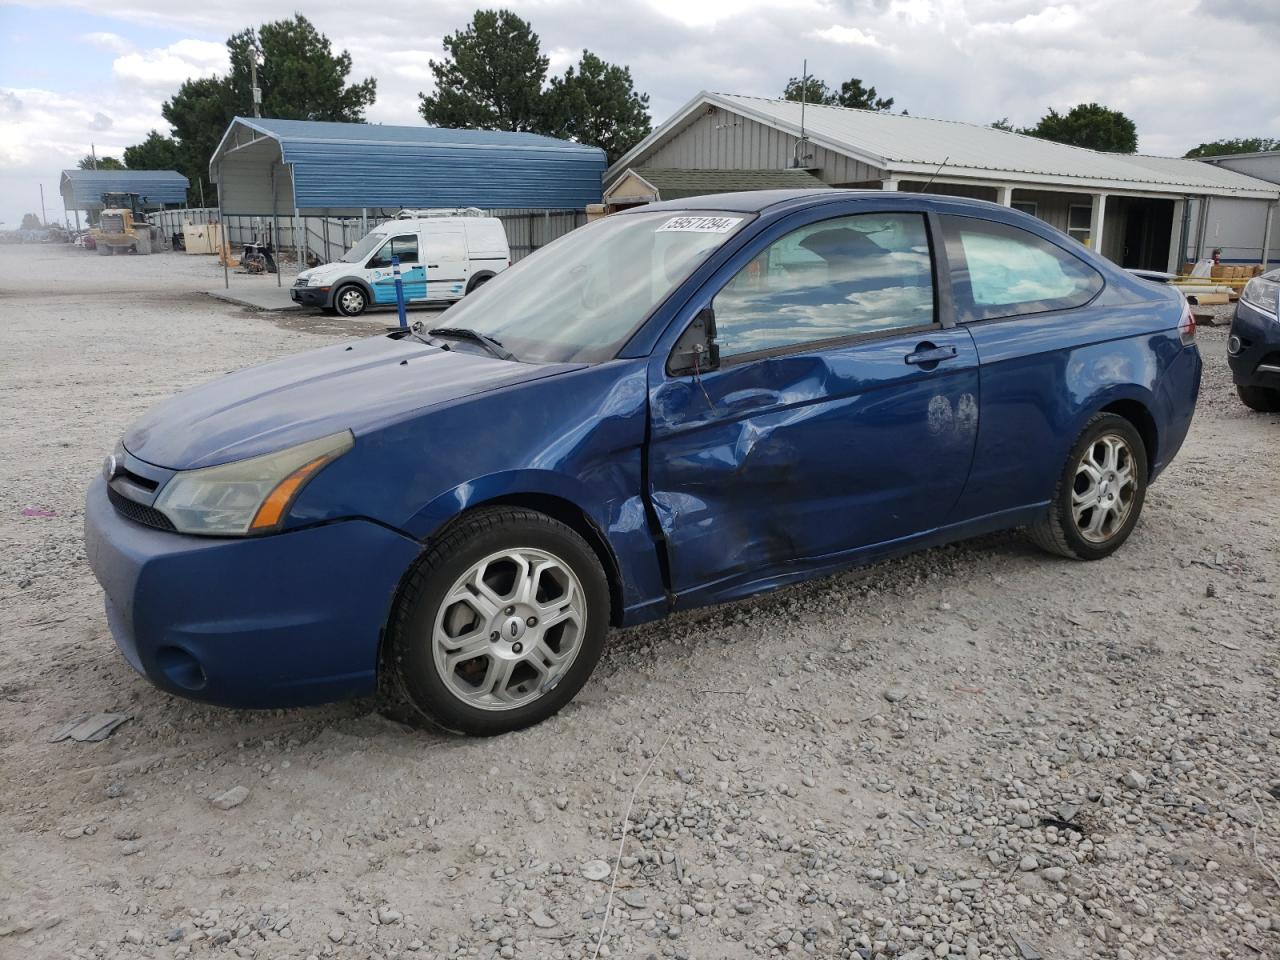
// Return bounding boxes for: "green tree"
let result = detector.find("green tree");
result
[991,117,1016,132]
[783,76,896,111]
[835,78,893,111]
[419,10,549,131]
[161,76,234,203]
[543,51,651,163]
[225,15,376,121]
[21,213,42,229]
[124,130,183,170]
[1024,103,1137,153]
[77,154,125,170]
[782,76,836,105]
[1184,137,1280,158]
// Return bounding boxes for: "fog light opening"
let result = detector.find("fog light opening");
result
[155,646,207,691]
[1227,335,1242,355]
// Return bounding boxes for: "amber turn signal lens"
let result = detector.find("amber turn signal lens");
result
[249,455,332,531]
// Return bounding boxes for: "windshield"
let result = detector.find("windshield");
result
[433,211,752,363]
[340,231,385,264]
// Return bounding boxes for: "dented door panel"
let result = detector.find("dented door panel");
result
[648,328,980,601]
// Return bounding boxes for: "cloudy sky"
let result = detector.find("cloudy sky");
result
[1,0,1276,227]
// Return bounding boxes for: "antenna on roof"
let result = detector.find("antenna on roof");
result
[921,155,950,193]
[793,58,814,169]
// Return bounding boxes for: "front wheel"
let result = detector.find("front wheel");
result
[388,507,610,735]
[334,284,368,317]
[1237,384,1280,412]
[1029,413,1148,560]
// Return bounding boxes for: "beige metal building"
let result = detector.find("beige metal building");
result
[607,92,1280,271]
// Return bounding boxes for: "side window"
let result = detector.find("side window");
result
[712,212,936,361]
[367,234,419,268]
[943,215,1103,323]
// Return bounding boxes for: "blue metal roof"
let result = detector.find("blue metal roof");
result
[218,118,606,210]
[59,169,189,208]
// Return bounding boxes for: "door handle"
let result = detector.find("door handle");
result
[427,263,440,268]
[904,344,958,366]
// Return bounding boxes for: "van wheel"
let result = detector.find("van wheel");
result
[1029,413,1148,560]
[1237,384,1280,412]
[388,507,609,736]
[335,284,368,317]
[466,274,492,295]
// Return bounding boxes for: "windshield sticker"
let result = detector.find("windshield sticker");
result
[656,216,743,234]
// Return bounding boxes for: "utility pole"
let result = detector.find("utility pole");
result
[250,44,263,118]
[90,143,98,170]
[39,184,47,226]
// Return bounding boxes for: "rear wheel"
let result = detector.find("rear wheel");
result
[1029,413,1148,560]
[388,507,610,736]
[1237,384,1280,412]
[334,284,368,317]
[466,273,493,295]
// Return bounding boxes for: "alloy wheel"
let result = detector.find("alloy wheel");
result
[432,548,586,711]
[1071,433,1137,543]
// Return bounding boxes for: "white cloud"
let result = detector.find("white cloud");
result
[80,31,131,52]
[112,39,227,89]
[811,25,887,48]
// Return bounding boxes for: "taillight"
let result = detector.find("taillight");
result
[1178,298,1196,346]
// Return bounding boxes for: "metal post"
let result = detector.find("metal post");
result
[361,208,368,236]
[323,217,330,264]
[1262,201,1275,270]
[218,174,228,289]
[39,184,47,225]
[271,164,281,287]
[391,255,408,328]
[294,205,303,272]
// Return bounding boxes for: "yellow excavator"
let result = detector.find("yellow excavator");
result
[90,193,161,255]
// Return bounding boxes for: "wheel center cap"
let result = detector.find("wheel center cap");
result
[502,616,527,642]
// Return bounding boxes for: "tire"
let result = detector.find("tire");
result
[466,274,492,295]
[1237,384,1280,412]
[1029,412,1148,561]
[388,507,610,736]
[334,284,368,317]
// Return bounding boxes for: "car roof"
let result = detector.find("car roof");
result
[625,187,1009,216]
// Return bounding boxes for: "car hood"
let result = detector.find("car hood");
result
[124,334,579,470]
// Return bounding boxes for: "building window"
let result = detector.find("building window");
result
[1011,200,1038,218]
[1068,204,1093,245]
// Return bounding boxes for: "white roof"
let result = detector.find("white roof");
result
[609,92,1280,200]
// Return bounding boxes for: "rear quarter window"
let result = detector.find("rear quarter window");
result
[943,215,1103,323]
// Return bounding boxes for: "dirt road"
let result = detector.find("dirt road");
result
[1,243,1277,960]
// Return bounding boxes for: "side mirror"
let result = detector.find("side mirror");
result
[667,307,720,376]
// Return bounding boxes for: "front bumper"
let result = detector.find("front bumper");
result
[290,285,332,308]
[1228,300,1280,389]
[84,476,421,708]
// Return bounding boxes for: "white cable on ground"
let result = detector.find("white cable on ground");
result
[590,726,678,960]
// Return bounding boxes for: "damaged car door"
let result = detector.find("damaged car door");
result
[647,209,980,604]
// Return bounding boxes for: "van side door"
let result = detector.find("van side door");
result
[423,224,469,300]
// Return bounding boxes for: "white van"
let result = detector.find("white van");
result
[291,209,510,317]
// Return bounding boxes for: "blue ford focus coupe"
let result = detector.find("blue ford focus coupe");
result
[85,190,1201,735]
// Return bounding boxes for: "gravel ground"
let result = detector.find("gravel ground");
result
[1,243,1277,960]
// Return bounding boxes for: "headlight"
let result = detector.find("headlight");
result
[308,275,327,287]
[153,431,353,536]
[1241,275,1279,319]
